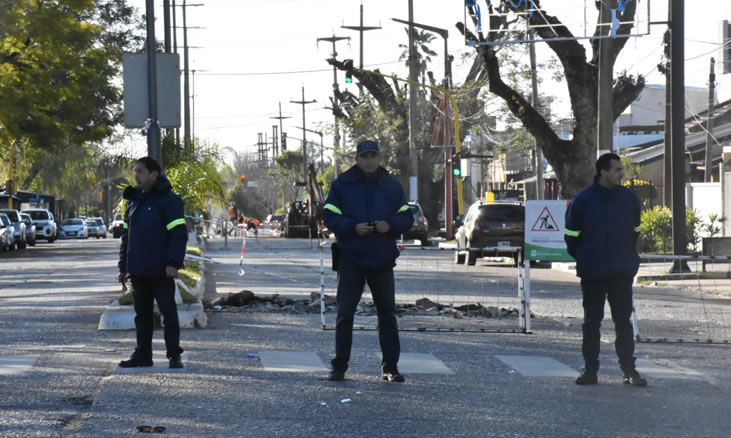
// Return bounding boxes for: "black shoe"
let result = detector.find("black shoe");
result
[328,368,346,381]
[622,370,648,386]
[169,356,184,369]
[119,351,153,368]
[575,369,598,385]
[382,369,405,383]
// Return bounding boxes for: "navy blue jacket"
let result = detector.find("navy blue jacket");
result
[323,165,413,269]
[564,177,641,279]
[118,176,188,277]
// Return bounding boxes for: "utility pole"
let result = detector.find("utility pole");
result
[341,2,381,69]
[191,68,206,142]
[145,0,161,163]
[704,57,716,182]
[529,27,543,200]
[670,0,688,272]
[290,87,316,180]
[661,27,672,207]
[270,102,291,158]
[271,125,278,165]
[172,0,180,147]
[596,0,617,155]
[317,34,349,176]
[182,0,190,153]
[163,0,171,53]
[407,0,419,202]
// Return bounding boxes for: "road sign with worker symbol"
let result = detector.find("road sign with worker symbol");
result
[524,201,572,261]
[530,207,560,232]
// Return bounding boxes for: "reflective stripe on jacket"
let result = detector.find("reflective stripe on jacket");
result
[324,165,413,269]
[564,177,641,279]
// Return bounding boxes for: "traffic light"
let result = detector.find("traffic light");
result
[240,175,246,182]
[281,132,287,151]
[343,59,353,83]
[452,159,461,177]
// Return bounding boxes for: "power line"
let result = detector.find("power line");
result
[196,60,401,76]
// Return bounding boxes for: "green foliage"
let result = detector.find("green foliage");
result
[640,206,703,254]
[0,0,143,153]
[165,142,227,215]
[317,164,337,198]
[702,213,726,238]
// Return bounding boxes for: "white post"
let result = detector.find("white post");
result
[524,254,531,333]
[319,244,326,328]
[518,249,525,331]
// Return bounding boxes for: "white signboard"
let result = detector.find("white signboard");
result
[524,200,573,261]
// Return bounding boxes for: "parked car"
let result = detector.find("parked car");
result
[265,214,285,231]
[0,212,13,252]
[401,201,430,246]
[455,201,525,266]
[86,217,106,238]
[59,218,88,239]
[19,213,36,246]
[110,214,125,238]
[0,208,27,249]
[22,208,57,242]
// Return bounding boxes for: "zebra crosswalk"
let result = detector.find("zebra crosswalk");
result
[0,351,709,382]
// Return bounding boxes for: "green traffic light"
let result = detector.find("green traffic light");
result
[453,168,461,176]
[345,77,353,83]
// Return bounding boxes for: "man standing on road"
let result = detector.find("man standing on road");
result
[564,153,647,386]
[323,140,413,382]
[118,157,188,369]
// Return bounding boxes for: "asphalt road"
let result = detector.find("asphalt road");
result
[1,236,730,437]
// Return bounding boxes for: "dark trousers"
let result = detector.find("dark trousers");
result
[331,257,400,371]
[130,276,182,359]
[580,275,636,372]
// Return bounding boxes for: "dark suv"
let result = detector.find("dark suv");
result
[401,202,430,246]
[455,201,524,265]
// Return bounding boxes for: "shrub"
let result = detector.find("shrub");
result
[639,206,702,254]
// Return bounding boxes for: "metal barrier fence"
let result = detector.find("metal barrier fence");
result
[632,254,731,344]
[317,243,531,333]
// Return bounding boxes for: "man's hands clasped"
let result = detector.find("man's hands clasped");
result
[355,220,391,236]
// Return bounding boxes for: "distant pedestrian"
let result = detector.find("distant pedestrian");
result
[118,157,188,369]
[323,139,413,382]
[564,153,647,386]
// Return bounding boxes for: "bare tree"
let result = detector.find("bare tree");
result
[460,0,645,198]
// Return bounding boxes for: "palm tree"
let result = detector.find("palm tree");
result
[398,28,438,84]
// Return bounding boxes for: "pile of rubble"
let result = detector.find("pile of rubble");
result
[207,292,526,319]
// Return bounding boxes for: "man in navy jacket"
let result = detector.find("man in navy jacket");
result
[118,157,188,369]
[564,153,647,386]
[323,140,413,382]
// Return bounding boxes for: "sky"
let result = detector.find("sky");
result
[124,0,731,159]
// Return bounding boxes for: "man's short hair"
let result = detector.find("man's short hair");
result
[136,157,162,175]
[595,153,620,176]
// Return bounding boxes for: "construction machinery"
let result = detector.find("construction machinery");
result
[285,163,325,238]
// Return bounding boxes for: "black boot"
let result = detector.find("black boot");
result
[622,369,648,386]
[119,351,153,368]
[575,368,598,385]
[328,368,346,381]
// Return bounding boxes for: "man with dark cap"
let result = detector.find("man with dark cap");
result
[323,140,414,382]
[564,153,647,386]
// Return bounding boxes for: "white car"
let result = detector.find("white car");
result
[0,212,14,251]
[86,217,107,238]
[59,218,88,239]
[22,208,57,242]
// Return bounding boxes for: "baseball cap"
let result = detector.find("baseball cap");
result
[356,140,380,156]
